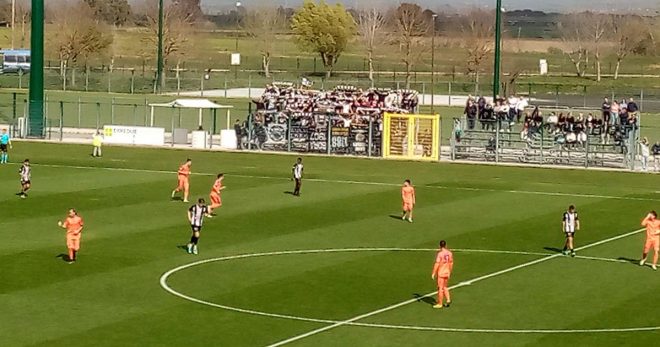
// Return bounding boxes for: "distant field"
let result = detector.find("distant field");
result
[2,142,660,346]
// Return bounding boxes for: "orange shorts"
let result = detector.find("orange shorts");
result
[177,177,189,191]
[210,192,222,206]
[644,238,660,253]
[402,201,413,211]
[66,235,81,251]
[437,276,449,289]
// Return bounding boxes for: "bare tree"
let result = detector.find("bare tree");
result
[458,8,494,85]
[15,0,31,48]
[558,13,589,77]
[243,6,286,78]
[390,3,430,89]
[583,12,610,82]
[357,8,385,83]
[611,15,650,80]
[140,0,196,87]
[47,0,113,89]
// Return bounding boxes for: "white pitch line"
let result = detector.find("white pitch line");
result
[14,162,660,202]
[265,228,644,347]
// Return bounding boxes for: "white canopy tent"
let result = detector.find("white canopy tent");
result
[148,98,234,130]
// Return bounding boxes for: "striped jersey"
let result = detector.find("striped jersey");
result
[189,204,208,227]
[292,163,303,179]
[562,211,579,232]
[19,164,31,182]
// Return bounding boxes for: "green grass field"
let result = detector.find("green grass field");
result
[2,141,660,346]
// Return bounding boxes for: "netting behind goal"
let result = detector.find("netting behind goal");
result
[382,113,440,161]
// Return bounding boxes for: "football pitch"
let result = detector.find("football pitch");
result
[2,142,660,346]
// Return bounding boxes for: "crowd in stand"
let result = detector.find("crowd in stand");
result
[463,95,645,149]
[254,83,419,119]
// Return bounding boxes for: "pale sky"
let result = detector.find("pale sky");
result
[202,0,660,13]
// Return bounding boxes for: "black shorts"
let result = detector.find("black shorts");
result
[191,225,202,232]
[21,180,30,185]
[565,232,575,238]
[0,144,6,152]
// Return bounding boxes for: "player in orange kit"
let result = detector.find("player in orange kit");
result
[431,240,453,309]
[208,173,226,215]
[57,209,84,264]
[172,159,192,202]
[640,211,660,270]
[401,179,416,223]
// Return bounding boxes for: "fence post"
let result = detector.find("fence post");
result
[585,132,589,169]
[200,75,204,97]
[59,101,64,142]
[131,70,135,94]
[368,116,373,157]
[224,78,228,99]
[18,69,23,89]
[448,82,452,106]
[326,115,331,155]
[495,119,500,163]
[583,85,587,108]
[133,104,138,126]
[287,115,292,152]
[640,89,644,112]
[247,113,253,150]
[111,97,115,125]
[96,102,101,130]
[12,92,17,123]
[540,125,544,165]
[85,65,89,92]
[144,98,149,126]
[77,97,82,128]
[107,69,111,93]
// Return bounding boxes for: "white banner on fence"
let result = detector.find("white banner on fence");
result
[103,125,165,146]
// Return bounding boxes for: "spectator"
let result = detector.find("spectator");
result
[639,137,650,172]
[515,96,528,123]
[234,119,243,149]
[627,97,639,116]
[602,97,611,125]
[464,99,477,130]
[610,100,620,126]
[653,141,660,172]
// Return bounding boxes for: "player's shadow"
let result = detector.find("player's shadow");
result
[617,257,639,265]
[388,215,404,220]
[283,191,295,195]
[176,245,188,252]
[543,247,564,254]
[171,197,183,202]
[55,254,70,262]
[413,293,436,306]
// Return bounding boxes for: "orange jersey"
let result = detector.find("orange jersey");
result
[63,216,84,236]
[643,216,660,240]
[211,179,223,194]
[433,249,454,278]
[177,164,191,178]
[402,186,415,204]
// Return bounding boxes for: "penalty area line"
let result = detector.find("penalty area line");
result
[265,227,644,347]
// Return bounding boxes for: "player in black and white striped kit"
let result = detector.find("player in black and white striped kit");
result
[292,157,303,196]
[562,205,580,257]
[18,159,31,199]
[186,198,211,255]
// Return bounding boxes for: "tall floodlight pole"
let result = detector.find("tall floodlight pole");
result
[156,0,164,93]
[431,14,437,114]
[28,0,44,137]
[492,0,503,100]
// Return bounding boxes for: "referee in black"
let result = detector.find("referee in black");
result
[292,157,304,196]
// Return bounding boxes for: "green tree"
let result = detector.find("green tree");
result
[291,0,356,78]
[84,0,131,26]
